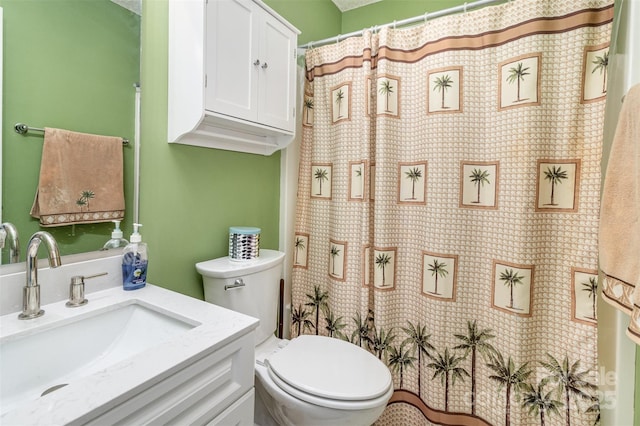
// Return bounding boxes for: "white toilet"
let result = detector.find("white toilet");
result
[196,249,393,426]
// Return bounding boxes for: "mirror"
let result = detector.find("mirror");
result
[1,0,140,264]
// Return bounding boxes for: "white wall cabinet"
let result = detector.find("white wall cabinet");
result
[168,0,300,155]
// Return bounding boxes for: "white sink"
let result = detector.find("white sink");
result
[0,301,196,415]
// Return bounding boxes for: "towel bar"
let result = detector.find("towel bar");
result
[14,123,129,145]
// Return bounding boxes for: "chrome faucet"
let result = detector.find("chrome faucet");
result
[0,222,20,264]
[19,231,61,320]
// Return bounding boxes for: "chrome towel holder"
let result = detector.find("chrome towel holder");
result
[14,123,129,145]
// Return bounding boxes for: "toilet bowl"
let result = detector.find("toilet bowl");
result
[254,335,393,426]
[196,250,393,425]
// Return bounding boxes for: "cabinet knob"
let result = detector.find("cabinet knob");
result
[261,62,268,70]
[253,59,260,66]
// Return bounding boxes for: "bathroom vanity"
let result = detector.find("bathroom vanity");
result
[0,252,259,425]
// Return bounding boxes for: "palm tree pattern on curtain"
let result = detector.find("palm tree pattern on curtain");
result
[506,62,530,102]
[335,89,345,118]
[375,252,392,287]
[294,236,305,266]
[303,95,314,126]
[591,51,609,94]
[470,168,491,204]
[499,268,525,310]
[298,290,599,426]
[583,46,610,102]
[582,277,598,321]
[293,1,612,425]
[521,381,564,426]
[404,167,423,200]
[379,79,394,113]
[313,167,329,196]
[543,166,569,206]
[433,74,454,109]
[427,259,448,295]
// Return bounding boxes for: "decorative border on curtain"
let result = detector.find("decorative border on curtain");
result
[305,5,614,82]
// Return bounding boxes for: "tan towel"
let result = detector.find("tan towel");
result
[599,83,640,344]
[30,128,125,227]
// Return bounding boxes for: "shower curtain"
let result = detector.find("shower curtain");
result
[291,1,613,425]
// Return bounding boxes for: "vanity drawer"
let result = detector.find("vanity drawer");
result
[207,388,254,426]
[82,330,255,425]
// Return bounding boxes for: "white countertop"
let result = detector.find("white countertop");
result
[0,284,259,425]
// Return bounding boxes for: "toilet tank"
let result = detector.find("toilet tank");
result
[196,249,285,345]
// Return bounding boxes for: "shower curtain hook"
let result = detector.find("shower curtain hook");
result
[464,2,468,13]
[424,12,429,23]
[393,20,397,29]
[335,34,341,44]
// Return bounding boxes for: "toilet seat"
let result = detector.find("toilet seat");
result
[264,335,393,410]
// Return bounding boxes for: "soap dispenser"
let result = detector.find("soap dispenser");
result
[102,220,129,250]
[121,223,148,291]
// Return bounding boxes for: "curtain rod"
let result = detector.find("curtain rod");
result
[298,0,505,50]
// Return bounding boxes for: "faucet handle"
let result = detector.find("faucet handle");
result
[66,272,108,308]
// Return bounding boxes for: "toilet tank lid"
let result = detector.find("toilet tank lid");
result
[196,249,285,278]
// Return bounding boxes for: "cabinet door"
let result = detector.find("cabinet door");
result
[205,0,260,122]
[257,13,296,132]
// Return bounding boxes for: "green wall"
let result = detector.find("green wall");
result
[266,0,341,44]
[0,0,139,262]
[341,0,478,33]
[139,0,340,299]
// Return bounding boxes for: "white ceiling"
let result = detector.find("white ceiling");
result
[331,0,382,12]
[109,0,381,16]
